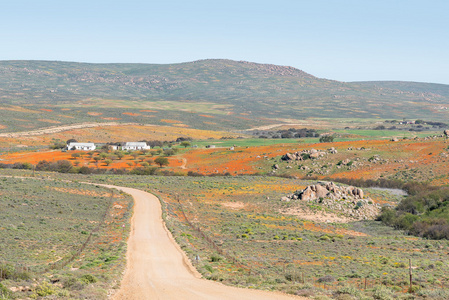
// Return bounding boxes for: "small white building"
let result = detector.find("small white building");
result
[122,142,150,151]
[67,142,96,151]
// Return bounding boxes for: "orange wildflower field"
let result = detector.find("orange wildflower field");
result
[180,137,449,185]
[0,149,184,171]
[2,134,449,185]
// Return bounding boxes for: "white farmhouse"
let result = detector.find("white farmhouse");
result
[67,142,96,151]
[122,142,150,151]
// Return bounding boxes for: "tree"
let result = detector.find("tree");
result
[319,135,334,143]
[101,144,111,152]
[66,138,77,144]
[104,159,112,166]
[115,151,125,160]
[50,141,66,149]
[163,148,176,156]
[54,160,73,173]
[154,157,169,168]
[71,153,81,159]
[180,141,191,148]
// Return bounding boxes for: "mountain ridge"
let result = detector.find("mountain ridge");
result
[0,59,448,132]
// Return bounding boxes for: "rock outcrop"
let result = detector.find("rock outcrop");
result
[282,181,380,220]
[281,148,334,161]
[292,182,364,201]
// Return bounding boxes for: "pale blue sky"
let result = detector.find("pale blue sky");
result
[1,0,448,84]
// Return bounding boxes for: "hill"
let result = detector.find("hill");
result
[1,59,449,132]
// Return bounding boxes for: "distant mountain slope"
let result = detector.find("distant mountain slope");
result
[0,59,323,104]
[0,59,448,133]
[355,81,449,98]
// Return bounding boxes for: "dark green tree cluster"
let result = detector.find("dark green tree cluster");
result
[319,135,334,143]
[379,186,449,239]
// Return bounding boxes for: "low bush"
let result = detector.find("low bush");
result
[372,285,394,300]
[32,281,55,298]
[0,282,12,299]
[317,275,336,283]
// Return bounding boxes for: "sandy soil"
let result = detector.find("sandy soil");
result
[180,158,187,169]
[281,207,353,223]
[221,201,246,210]
[101,184,307,300]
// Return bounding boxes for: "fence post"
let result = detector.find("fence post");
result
[409,258,412,292]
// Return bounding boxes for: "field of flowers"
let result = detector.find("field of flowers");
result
[2,134,449,187]
[52,173,449,299]
[182,136,449,185]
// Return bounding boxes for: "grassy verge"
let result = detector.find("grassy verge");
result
[0,176,132,299]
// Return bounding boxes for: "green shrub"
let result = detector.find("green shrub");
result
[0,283,12,300]
[408,285,421,293]
[373,285,394,300]
[32,281,55,298]
[63,276,86,290]
[337,285,361,297]
[317,275,335,283]
[204,264,214,273]
[319,235,331,241]
[210,255,222,262]
[80,274,98,284]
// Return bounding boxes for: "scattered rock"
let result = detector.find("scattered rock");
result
[282,148,330,161]
[444,130,449,137]
[328,147,338,154]
[341,159,351,165]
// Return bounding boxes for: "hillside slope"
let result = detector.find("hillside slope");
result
[0,59,448,132]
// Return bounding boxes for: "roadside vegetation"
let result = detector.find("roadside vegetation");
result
[2,169,448,299]
[0,176,132,299]
[74,175,449,299]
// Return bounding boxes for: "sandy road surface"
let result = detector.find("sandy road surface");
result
[102,185,306,300]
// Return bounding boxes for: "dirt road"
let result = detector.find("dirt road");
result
[104,185,306,300]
